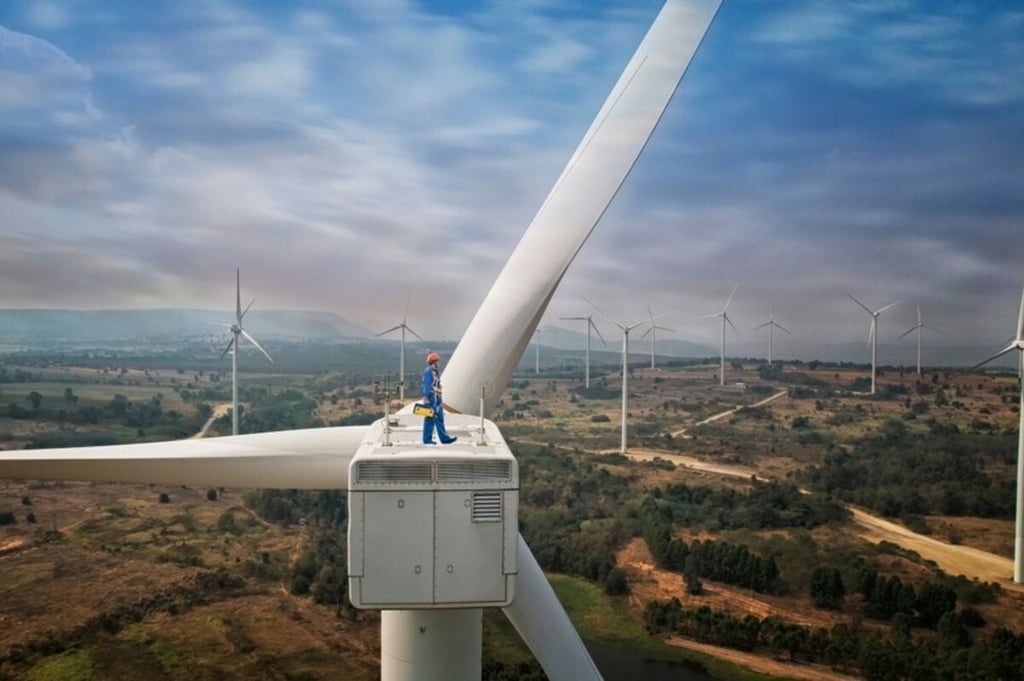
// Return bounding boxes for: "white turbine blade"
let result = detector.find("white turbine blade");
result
[375,324,403,337]
[647,304,655,323]
[875,300,901,315]
[725,313,738,334]
[898,326,917,340]
[403,292,412,324]
[655,324,674,333]
[404,324,424,342]
[235,268,242,320]
[502,535,602,681]
[847,293,873,316]
[722,283,738,313]
[922,323,941,334]
[1016,286,1024,340]
[972,344,1018,370]
[240,297,256,321]
[752,321,770,331]
[775,322,791,335]
[584,296,625,331]
[701,311,721,319]
[240,329,274,363]
[219,336,236,360]
[0,426,368,488]
[560,316,588,321]
[648,311,674,324]
[917,305,922,325]
[441,0,722,415]
[640,326,653,340]
[590,319,607,345]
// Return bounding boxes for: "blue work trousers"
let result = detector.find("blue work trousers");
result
[422,394,452,444]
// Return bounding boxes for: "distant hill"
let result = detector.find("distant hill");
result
[538,324,716,358]
[0,309,373,343]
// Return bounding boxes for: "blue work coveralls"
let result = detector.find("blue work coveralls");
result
[422,363,454,444]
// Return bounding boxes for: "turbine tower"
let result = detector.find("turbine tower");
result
[704,284,738,385]
[848,294,900,395]
[898,306,940,376]
[559,312,605,388]
[534,328,541,374]
[752,304,790,365]
[640,305,674,369]
[0,2,722,679]
[972,287,1024,583]
[220,269,273,436]
[375,295,423,401]
[589,299,670,454]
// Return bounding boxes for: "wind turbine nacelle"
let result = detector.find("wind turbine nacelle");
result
[347,413,518,609]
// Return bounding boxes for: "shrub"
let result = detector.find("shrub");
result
[158,493,170,504]
[206,489,218,501]
[590,414,611,423]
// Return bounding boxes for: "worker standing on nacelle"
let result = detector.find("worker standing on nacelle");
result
[422,352,457,445]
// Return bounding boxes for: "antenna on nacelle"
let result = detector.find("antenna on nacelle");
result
[375,377,397,447]
[478,386,486,446]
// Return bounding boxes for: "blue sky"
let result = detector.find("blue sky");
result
[1,0,1022,352]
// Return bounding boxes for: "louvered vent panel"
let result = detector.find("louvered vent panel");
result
[356,461,433,483]
[437,461,511,482]
[472,492,502,522]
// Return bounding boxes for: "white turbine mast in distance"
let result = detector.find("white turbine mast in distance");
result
[559,311,606,389]
[0,3,724,680]
[848,294,900,396]
[640,304,674,369]
[587,297,671,455]
[752,303,790,365]
[375,294,424,401]
[534,328,542,374]
[702,284,738,386]
[972,286,1024,583]
[220,268,274,436]
[898,305,940,376]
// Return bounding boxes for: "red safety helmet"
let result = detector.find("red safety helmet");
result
[427,352,441,364]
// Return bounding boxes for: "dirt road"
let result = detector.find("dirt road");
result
[671,390,789,437]
[623,449,1021,589]
[191,403,232,439]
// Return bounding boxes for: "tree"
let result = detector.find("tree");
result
[810,567,845,609]
[63,387,75,403]
[158,492,170,503]
[206,489,218,501]
[26,391,42,410]
[684,555,703,595]
[604,568,629,595]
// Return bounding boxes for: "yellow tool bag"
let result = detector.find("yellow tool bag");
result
[412,403,435,418]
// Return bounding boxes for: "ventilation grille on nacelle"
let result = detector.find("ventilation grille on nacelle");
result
[356,461,433,483]
[437,461,512,482]
[472,492,502,522]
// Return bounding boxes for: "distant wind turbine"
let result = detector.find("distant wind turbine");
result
[848,294,900,395]
[752,304,790,365]
[375,295,423,401]
[703,284,738,385]
[534,328,541,374]
[972,287,1024,583]
[559,313,606,388]
[588,297,669,454]
[898,306,940,376]
[640,305,674,369]
[220,269,274,436]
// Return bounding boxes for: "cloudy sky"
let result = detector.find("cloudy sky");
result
[1,0,1022,351]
